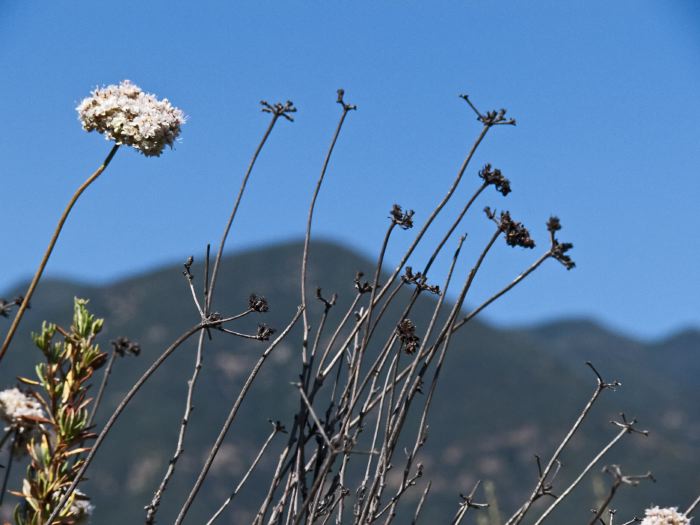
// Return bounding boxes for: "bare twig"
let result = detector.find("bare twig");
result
[587,466,654,525]
[207,101,295,312]
[0,429,18,507]
[687,493,700,516]
[144,330,206,524]
[301,89,355,362]
[411,481,432,525]
[507,362,621,525]
[87,348,117,428]
[174,307,304,525]
[205,421,284,525]
[452,481,489,525]
[533,414,648,525]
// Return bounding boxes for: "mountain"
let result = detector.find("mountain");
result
[0,240,697,524]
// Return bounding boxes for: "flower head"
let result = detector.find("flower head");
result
[641,506,691,525]
[0,387,46,456]
[69,490,95,524]
[0,387,44,424]
[77,80,185,157]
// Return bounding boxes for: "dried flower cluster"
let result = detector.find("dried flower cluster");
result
[111,336,141,357]
[396,318,420,354]
[353,271,373,294]
[402,266,440,295]
[479,163,511,196]
[641,506,691,525]
[77,80,185,157]
[256,324,275,341]
[0,296,25,318]
[389,204,415,230]
[485,207,536,249]
[249,294,270,313]
[547,216,576,270]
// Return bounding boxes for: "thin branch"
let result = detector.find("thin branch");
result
[205,421,284,525]
[0,429,17,507]
[295,383,333,450]
[533,420,642,525]
[507,363,621,525]
[182,256,205,319]
[411,481,432,525]
[687,493,700,516]
[452,481,489,525]
[144,330,206,524]
[452,250,551,333]
[301,89,355,362]
[587,466,654,525]
[174,307,304,525]
[87,348,117,428]
[319,107,498,379]
[206,101,294,312]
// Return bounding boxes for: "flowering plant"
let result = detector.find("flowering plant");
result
[9,299,104,525]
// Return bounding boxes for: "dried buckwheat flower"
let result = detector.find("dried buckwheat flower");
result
[396,319,420,354]
[249,294,270,313]
[479,164,511,196]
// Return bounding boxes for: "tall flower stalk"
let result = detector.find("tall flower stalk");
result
[0,146,117,363]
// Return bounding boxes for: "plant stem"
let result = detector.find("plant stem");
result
[301,95,354,361]
[0,144,119,363]
[0,429,17,507]
[532,427,628,525]
[206,112,281,312]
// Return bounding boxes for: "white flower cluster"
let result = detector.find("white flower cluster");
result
[70,490,95,524]
[0,388,45,424]
[641,506,691,525]
[77,80,185,157]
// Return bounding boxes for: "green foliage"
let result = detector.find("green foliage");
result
[13,298,104,525]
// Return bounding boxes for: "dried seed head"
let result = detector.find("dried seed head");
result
[396,319,420,354]
[111,337,141,357]
[257,324,275,341]
[249,294,270,313]
[547,217,576,270]
[479,164,511,196]
[546,216,562,232]
[490,210,535,249]
[390,204,415,230]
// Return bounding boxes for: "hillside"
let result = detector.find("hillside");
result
[0,240,698,524]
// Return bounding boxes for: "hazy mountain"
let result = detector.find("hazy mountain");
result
[1,240,697,524]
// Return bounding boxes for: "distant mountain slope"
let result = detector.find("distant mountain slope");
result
[0,240,697,524]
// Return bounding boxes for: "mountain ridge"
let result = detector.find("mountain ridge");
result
[4,239,697,344]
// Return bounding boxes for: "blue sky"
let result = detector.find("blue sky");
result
[1,2,698,340]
